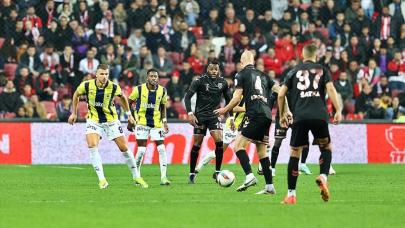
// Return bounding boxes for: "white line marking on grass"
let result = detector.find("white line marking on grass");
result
[16,165,30,168]
[49,166,84,170]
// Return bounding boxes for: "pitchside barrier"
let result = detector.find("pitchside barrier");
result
[0,121,404,164]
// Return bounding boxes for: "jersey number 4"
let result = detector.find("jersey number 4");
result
[296,69,323,90]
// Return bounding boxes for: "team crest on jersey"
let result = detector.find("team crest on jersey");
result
[205,84,209,91]
[218,83,223,89]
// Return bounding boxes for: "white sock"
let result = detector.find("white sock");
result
[157,144,167,179]
[265,184,274,190]
[288,189,296,197]
[135,146,146,177]
[258,163,262,171]
[246,173,255,181]
[89,147,105,181]
[320,174,328,182]
[196,151,216,171]
[300,162,306,166]
[122,150,139,178]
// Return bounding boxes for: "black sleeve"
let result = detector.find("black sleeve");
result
[323,66,332,84]
[283,68,296,90]
[234,71,244,89]
[222,80,233,116]
[184,79,200,113]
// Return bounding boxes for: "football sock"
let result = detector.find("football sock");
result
[271,145,280,168]
[287,189,296,197]
[319,149,332,176]
[157,144,168,179]
[301,146,309,164]
[198,151,216,169]
[287,156,300,190]
[189,145,201,173]
[235,150,252,175]
[215,141,224,172]
[135,146,146,176]
[89,147,105,181]
[259,157,273,184]
[122,150,139,178]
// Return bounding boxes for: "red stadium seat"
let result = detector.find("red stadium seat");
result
[3,63,18,79]
[173,101,187,115]
[317,28,329,39]
[42,101,57,120]
[78,101,88,120]
[0,37,5,49]
[170,52,184,65]
[4,112,16,118]
[189,26,203,40]
[300,3,311,11]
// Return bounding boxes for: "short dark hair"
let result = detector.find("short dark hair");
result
[97,64,109,70]
[208,59,220,66]
[147,68,159,75]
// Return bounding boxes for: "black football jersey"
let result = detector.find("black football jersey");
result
[188,74,230,121]
[235,64,275,119]
[283,61,332,123]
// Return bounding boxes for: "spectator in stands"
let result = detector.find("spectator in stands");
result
[234,33,251,61]
[387,51,405,76]
[203,8,222,37]
[14,67,33,94]
[127,28,145,56]
[352,8,371,36]
[71,24,88,59]
[121,46,138,86]
[18,45,42,78]
[16,106,27,118]
[20,84,34,104]
[390,97,401,119]
[365,97,386,119]
[375,6,399,42]
[334,71,354,103]
[40,43,60,81]
[138,60,153,85]
[259,10,274,33]
[22,5,43,29]
[347,36,366,64]
[59,2,74,21]
[232,23,247,46]
[146,24,170,54]
[60,45,77,88]
[242,9,257,35]
[278,11,293,32]
[263,48,282,76]
[223,7,240,36]
[127,0,149,30]
[100,10,118,39]
[373,75,391,97]
[219,35,237,66]
[113,3,128,37]
[187,47,205,74]
[286,0,303,22]
[389,0,405,23]
[166,99,179,119]
[345,0,361,23]
[328,11,345,40]
[89,23,109,50]
[101,44,122,82]
[79,49,99,77]
[167,72,184,102]
[167,0,182,19]
[170,21,196,53]
[180,61,194,88]
[199,36,216,60]
[271,0,288,21]
[24,94,46,119]
[358,58,382,87]
[180,0,199,26]
[355,82,374,115]
[23,20,40,45]
[56,94,72,122]
[75,0,92,28]
[38,0,57,29]
[153,46,173,78]
[251,28,267,53]
[359,26,373,54]
[0,80,23,117]
[151,5,171,26]
[35,71,57,101]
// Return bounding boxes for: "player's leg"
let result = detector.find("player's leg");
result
[210,129,224,179]
[189,121,206,183]
[150,128,170,185]
[255,142,276,195]
[311,120,332,202]
[134,125,150,177]
[85,120,107,189]
[299,145,312,175]
[234,134,257,192]
[282,121,309,204]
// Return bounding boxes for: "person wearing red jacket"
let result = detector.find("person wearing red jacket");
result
[275,34,295,62]
[387,51,405,75]
[22,6,42,29]
[263,48,283,76]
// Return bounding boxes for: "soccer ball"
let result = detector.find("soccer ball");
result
[217,170,235,187]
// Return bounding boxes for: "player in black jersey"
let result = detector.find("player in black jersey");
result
[184,60,233,183]
[215,50,291,195]
[278,44,342,204]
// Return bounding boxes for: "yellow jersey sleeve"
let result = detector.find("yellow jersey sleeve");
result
[128,86,139,101]
[76,81,86,95]
[114,83,122,97]
[161,87,168,105]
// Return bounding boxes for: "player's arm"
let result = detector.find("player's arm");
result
[184,80,199,127]
[277,85,290,128]
[68,83,85,125]
[161,89,169,133]
[119,94,135,124]
[214,88,243,116]
[273,84,291,120]
[126,86,140,131]
[233,106,245,113]
[326,82,343,124]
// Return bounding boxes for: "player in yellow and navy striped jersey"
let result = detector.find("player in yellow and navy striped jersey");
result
[127,69,170,185]
[68,64,147,189]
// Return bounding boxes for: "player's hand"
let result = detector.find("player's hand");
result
[285,111,293,125]
[213,108,227,116]
[68,113,77,125]
[188,113,198,127]
[127,121,135,132]
[333,112,342,125]
[230,118,236,131]
[280,116,288,128]
[164,122,169,134]
[128,115,136,125]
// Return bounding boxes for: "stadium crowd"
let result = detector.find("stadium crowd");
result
[0,0,404,121]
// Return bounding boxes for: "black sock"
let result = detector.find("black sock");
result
[259,157,272,184]
[235,150,252,175]
[319,149,332,175]
[270,145,280,168]
[287,156,300,190]
[189,145,200,173]
[215,141,223,171]
[301,146,309,164]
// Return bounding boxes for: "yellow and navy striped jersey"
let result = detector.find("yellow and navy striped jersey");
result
[76,79,122,123]
[128,83,167,128]
[225,97,245,129]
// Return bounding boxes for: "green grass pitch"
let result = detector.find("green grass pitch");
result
[1,164,404,228]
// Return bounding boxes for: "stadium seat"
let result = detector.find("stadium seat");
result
[170,52,184,65]
[57,86,71,101]
[4,112,16,118]
[197,38,205,45]
[317,28,329,39]
[300,3,311,10]
[78,101,88,120]
[0,37,5,49]
[189,26,203,40]
[173,101,187,115]
[42,101,57,120]
[3,63,18,79]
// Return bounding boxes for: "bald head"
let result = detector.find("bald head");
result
[240,50,255,67]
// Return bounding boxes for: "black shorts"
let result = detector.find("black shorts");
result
[241,116,271,144]
[194,117,222,135]
[274,117,288,139]
[290,119,330,147]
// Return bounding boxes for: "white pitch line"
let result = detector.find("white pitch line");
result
[16,165,30,168]
[49,166,84,170]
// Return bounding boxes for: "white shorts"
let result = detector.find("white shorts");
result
[86,119,124,141]
[135,125,165,141]
[223,126,237,144]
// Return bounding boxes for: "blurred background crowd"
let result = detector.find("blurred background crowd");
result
[0,0,404,121]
